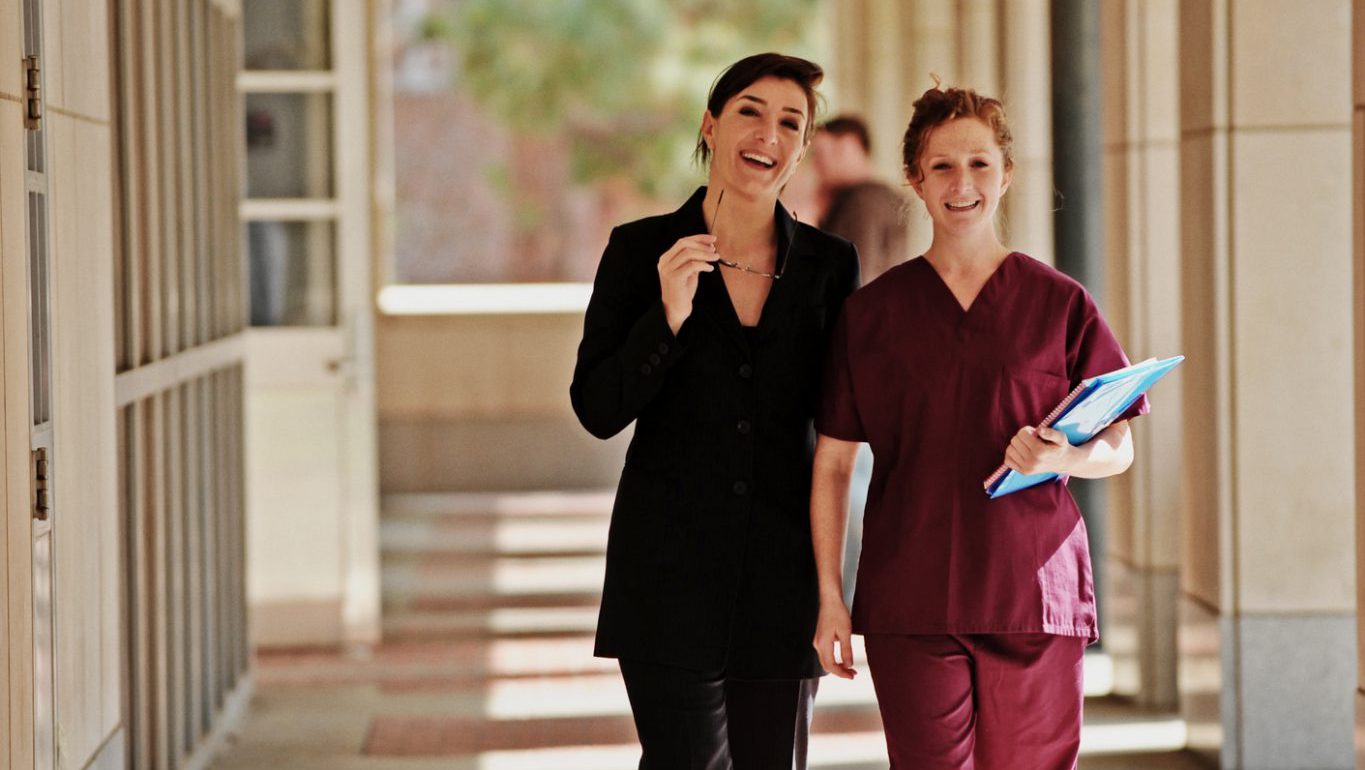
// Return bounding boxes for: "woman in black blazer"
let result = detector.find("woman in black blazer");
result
[571,52,859,769]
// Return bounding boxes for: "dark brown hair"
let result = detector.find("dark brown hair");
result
[901,83,1013,183]
[694,52,824,165]
[820,115,871,153]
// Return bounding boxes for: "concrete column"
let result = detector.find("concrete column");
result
[863,0,907,184]
[956,0,1000,97]
[1051,0,1111,638]
[826,0,868,117]
[1179,1,1355,767]
[899,0,960,257]
[1353,0,1365,763]
[1098,0,1183,709]
[1050,0,1103,295]
[998,0,1054,264]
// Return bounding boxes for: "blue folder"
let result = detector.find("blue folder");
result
[983,355,1185,499]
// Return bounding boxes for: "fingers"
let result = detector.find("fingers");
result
[1014,427,1052,454]
[658,235,719,272]
[814,633,838,676]
[1006,425,1069,474]
[815,633,856,679]
[1004,444,1026,472]
[834,630,858,678]
[1007,431,1036,466]
[663,256,715,281]
[813,612,858,679]
[1036,426,1067,445]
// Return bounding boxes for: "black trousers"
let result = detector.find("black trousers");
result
[618,658,820,770]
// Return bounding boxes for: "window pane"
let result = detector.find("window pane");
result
[242,0,330,70]
[246,221,335,327]
[245,93,334,199]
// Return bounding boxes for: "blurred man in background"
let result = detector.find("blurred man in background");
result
[812,115,908,284]
[810,115,909,602]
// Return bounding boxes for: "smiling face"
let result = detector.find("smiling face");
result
[700,76,811,200]
[910,117,1012,237]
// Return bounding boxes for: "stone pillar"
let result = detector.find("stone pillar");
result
[864,0,908,184]
[1179,1,1355,767]
[827,0,869,118]
[998,0,1054,264]
[1051,0,1110,635]
[956,0,999,97]
[1098,0,1182,709]
[900,0,960,256]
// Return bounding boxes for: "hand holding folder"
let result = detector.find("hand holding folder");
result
[983,355,1184,498]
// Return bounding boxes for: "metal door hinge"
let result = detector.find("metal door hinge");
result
[32,447,50,521]
[23,55,41,131]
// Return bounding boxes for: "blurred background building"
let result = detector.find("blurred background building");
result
[0,0,1361,768]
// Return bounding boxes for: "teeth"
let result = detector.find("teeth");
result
[945,201,978,210]
[741,151,776,168]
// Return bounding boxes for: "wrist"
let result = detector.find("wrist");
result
[1060,442,1087,475]
[663,302,689,336]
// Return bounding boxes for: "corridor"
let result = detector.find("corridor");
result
[209,491,1205,769]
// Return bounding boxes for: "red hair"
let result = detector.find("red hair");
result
[901,82,1013,183]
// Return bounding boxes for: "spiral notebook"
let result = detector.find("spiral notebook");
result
[983,355,1184,499]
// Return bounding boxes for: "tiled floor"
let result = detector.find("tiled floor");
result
[209,492,1211,770]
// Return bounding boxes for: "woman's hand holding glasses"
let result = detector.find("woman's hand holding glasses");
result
[657,234,720,336]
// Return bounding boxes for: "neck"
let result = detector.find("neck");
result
[703,184,778,248]
[923,227,1010,274]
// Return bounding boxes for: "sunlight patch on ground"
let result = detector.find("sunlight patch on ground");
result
[469,718,1186,770]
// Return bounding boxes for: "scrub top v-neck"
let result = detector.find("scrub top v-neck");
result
[817,252,1148,641]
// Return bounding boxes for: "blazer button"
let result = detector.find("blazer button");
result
[732,481,749,495]
[658,342,670,354]
[649,353,662,365]
[640,363,652,375]
[736,419,751,435]
[738,363,753,379]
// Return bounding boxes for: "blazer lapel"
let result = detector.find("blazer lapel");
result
[671,187,750,354]
[755,204,811,341]
[667,188,811,354]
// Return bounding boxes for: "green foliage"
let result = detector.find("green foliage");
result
[417,11,456,42]
[436,0,822,200]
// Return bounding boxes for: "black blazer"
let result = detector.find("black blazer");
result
[570,187,859,678]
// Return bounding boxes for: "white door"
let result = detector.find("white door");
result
[238,0,379,646]
[21,0,55,765]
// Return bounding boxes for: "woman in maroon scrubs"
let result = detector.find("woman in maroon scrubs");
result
[809,86,1148,769]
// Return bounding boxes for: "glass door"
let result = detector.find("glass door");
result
[239,0,379,646]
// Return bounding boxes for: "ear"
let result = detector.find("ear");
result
[1000,165,1013,197]
[700,110,717,152]
[908,176,925,201]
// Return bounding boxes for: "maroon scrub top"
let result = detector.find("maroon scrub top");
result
[817,252,1149,642]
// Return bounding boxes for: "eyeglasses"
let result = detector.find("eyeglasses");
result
[709,188,797,281]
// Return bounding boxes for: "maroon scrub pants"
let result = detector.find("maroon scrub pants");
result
[864,633,1085,770]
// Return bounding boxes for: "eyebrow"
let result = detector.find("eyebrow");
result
[738,94,806,119]
[926,150,994,160]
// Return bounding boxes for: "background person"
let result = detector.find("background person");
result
[808,114,911,603]
[811,114,908,285]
